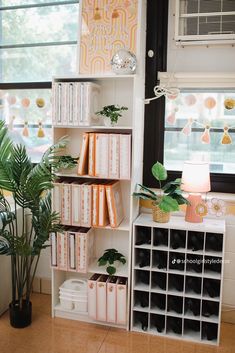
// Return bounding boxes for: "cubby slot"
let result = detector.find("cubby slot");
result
[134,290,149,310]
[170,229,186,250]
[186,254,203,273]
[168,273,184,292]
[153,228,168,248]
[150,314,165,334]
[185,276,202,296]
[133,310,149,332]
[135,270,150,291]
[183,319,201,340]
[151,272,167,291]
[166,316,183,336]
[205,233,223,253]
[135,226,151,247]
[203,278,221,299]
[135,249,150,269]
[187,231,204,252]
[169,252,185,272]
[167,295,183,315]
[201,322,218,342]
[151,293,166,312]
[152,250,168,270]
[204,256,222,275]
[202,300,219,319]
[184,297,201,317]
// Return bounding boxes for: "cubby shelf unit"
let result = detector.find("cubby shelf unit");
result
[51,72,146,329]
[131,213,226,345]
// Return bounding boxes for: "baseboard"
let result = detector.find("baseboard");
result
[33,277,51,295]
[222,305,235,324]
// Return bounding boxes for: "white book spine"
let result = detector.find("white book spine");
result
[52,183,61,216]
[72,184,81,226]
[95,134,109,177]
[106,187,115,227]
[80,235,85,270]
[69,233,76,269]
[98,186,104,226]
[120,134,131,180]
[68,83,74,126]
[62,183,71,224]
[60,234,65,268]
[57,83,62,125]
[79,82,85,125]
[92,185,98,225]
[73,82,80,126]
[51,232,57,267]
[109,134,120,179]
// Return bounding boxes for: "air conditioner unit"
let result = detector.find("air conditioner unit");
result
[175,0,235,45]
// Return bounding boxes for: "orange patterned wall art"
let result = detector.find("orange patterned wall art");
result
[79,0,138,74]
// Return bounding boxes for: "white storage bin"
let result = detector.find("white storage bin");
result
[74,298,88,312]
[59,295,74,310]
[59,279,87,296]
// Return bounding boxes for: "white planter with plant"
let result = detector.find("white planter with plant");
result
[96,105,128,126]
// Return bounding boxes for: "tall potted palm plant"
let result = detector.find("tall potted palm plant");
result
[0,121,65,328]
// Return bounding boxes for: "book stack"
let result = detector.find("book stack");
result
[88,274,127,324]
[52,179,124,228]
[52,81,101,126]
[50,227,94,273]
[78,132,131,179]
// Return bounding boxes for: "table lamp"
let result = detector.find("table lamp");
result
[181,161,211,223]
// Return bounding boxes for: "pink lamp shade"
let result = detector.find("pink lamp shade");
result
[181,161,211,193]
[181,162,211,223]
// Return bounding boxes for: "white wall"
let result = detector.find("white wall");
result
[167,0,235,72]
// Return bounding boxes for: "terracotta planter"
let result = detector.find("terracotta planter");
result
[152,205,170,223]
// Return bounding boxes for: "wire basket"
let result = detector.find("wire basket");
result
[152,205,170,223]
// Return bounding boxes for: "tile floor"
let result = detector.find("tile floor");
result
[0,294,234,353]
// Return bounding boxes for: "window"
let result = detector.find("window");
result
[144,0,235,192]
[164,88,235,174]
[0,0,79,82]
[0,87,52,162]
[0,0,80,162]
[175,0,235,44]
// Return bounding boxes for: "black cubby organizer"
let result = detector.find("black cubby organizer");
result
[131,214,225,345]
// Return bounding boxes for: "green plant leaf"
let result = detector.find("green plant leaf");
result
[138,184,157,196]
[106,266,116,275]
[119,257,126,264]
[159,195,179,212]
[151,162,167,181]
[133,192,157,201]
[98,258,107,266]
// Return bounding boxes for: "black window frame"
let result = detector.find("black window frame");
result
[143,0,235,193]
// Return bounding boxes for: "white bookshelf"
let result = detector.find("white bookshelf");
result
[51,1,146,329]
[131,214,226,345]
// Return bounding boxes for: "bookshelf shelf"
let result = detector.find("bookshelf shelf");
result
[53,125,133,130]
[55,171,131,181]
[51,0,146,330]
[131,214,226,345]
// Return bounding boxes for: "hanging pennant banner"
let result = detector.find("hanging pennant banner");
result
[201,125,210,144]
[182,118,194,136]
[37,121,45,138]
[22,121,29,137]
[221,126,232,145]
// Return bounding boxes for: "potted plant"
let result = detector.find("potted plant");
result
[98,248,126,275]
[0,121,65,328]
[133,162,189,223]
[96,105,128,126]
